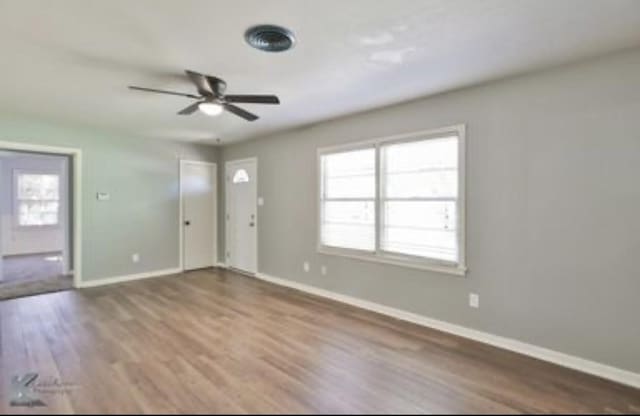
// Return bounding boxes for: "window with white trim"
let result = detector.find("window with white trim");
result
[15,172,60,227]
[318,126,465,274]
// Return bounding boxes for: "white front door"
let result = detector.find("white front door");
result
[225,158,257,274]
[181,161,217,271]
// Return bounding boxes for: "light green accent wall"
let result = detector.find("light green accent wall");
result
[220,48,640,373]
[0,116,218,282]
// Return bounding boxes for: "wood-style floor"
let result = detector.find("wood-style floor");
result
[1,268,638,414]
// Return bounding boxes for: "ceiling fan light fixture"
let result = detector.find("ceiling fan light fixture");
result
[245,24,295,52]
[198,101,223,116]
[129,70,279,121]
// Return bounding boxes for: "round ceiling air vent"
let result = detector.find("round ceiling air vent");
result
[245,25,295,52]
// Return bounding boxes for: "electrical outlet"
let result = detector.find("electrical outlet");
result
[132,253,140,263]
[303,261,310,272]
[469,293,479,308]
[321,265,327,275]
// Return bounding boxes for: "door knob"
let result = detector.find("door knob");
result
[184,220,191,226]
[249,222,255,227]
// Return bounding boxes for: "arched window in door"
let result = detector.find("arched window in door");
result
[232,168,250,184]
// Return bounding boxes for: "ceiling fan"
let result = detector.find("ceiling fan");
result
[128,70,280,121]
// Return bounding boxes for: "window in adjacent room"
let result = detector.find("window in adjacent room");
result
[318,125,465,275]
[15,172,60,226]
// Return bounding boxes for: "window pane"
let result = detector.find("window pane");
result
[382,200,457,262]
[322,148,375,198]
[381,135,460,263]
[383,227,457,262]
[384,200,456,230]
[322,201,375,251]
[41,212,59,225]
[41,175,60,199]
[232,169,250,183]
[384,136,457,172]
[17,175,41,199]
[42,201,60,214]
[386,170,457,198]
[383,136,458,198]
[19,201,59,226]
[17,174,60,200]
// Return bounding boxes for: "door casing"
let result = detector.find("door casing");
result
[0,140,82,288]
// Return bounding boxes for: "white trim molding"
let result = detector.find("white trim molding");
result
[318,246,467,276]
[255,272,640,389]
[77,267,182,289]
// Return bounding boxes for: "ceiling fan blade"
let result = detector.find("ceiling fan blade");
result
[224,95,280,104]
[177,102,201,115]
[185,70,214,96]
[223,103,259,121]
[129,86,199,99]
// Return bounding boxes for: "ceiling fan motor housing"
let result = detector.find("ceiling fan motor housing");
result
[207,77,227,96]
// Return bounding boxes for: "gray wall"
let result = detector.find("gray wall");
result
[220,48,640,373]
[0,117,218,282]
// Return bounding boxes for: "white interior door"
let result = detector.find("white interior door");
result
[181,161,217,271]
[226,158,257,274]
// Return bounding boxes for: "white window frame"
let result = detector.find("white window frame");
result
[13,169,61,228]
[317,125,466,276]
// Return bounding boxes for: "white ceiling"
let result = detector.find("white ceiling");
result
[1,0,639,145]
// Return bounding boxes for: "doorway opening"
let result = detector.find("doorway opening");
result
[0,148,75,299]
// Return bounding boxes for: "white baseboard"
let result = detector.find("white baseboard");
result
[215,262,228,269]
[255,272,640,389]
[77,267,182,288]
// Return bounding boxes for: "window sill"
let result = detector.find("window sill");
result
[14,224,60,230]
[317,246,467,276]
